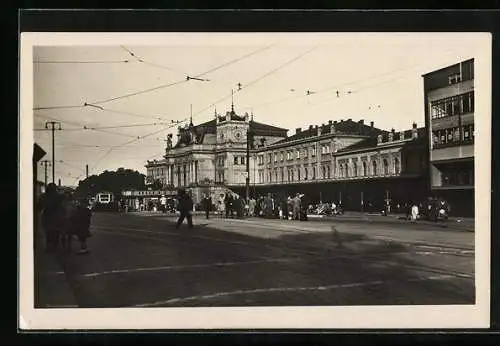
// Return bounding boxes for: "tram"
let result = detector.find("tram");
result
[93,192,117,211]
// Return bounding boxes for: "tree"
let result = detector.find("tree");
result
[76,167,146,198]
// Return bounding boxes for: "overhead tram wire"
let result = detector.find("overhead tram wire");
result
[35,45,274,112]
[120,45,188,76]
[34,60,131,64]
[84,120,182,178]
[34,113,139,139]
[34,121,171,132]
[191,45,318,119]
[242,50,475,113]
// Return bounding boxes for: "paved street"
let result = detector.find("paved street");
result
[36,212,475,308]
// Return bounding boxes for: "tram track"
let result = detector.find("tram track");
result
[91,223,474,282]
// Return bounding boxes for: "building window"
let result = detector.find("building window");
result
[339,164,344,178]
[311,146,316,157]
[362,161,367,176]
[372,161,377,176]
[441,168,474,186]
[274,154,278,163]
[327,165,331,179]
[280,167,284,182]
[383,159,389,175]
[312,166,316,179]
[287,151,292,160]
[431,92,474,119]
[303,148,308,158]
[345,163,349,178]
[280,152,284,162]
[241,156,245,165]
[448,73,461,85]
[297,166,301,181]
[353,162,357,177]
[463,124,474,142]
[291,168,295,181]
[234,157,238,165]
[304,167,308,180]
[296,150,300,159]
[394,157,400,174]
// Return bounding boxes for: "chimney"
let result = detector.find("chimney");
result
[412,122,417,129]
[358,119,364,125]
[309,125,313,130]
[377,134,383,144]
[334,121,338,125]
[370,121,374,128]
[348,118,352,122]
[330,123,336,134]
[295,127,302,134]
[58,179,61,187]
[328,120,332,125]
[389,129,394,142]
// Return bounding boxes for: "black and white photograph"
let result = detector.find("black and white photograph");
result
[19,32,491,329]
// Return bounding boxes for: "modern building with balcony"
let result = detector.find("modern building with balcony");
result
[422,58,475,216]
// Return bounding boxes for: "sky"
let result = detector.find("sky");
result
[31,33,484,186]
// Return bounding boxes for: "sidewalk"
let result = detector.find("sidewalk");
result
[308,211,475,231]
[34,230,78,308]
[270,211,474,232]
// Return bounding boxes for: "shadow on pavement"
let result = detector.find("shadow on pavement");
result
[51,213,475,307]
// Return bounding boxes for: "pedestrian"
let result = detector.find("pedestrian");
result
[202,193,212,219]
[293,193,301,220]
[175,188,194,229]
[59,191,76,251]
[39,183,65,253]
[160,195,167,213]
[70,198,92,254]
[248,197,256,217]
[411,202,419,221]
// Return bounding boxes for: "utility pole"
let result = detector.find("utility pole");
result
[45,121,62,183]
[246,129,251,202]
[40,160,51,188]
[86,164,89,179]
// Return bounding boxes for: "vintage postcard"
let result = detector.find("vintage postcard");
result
[19,32,491,329]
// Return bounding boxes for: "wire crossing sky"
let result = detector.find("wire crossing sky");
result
[32,33,482,186]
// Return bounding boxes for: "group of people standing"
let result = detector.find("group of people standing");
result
[38,183,92,254]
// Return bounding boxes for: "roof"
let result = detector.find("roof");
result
[337,127,427,153]
[249,120,288,137]
[337,138,377,153]
[273,119,386,145]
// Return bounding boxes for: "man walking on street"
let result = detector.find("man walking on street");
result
[175,188,194,229]
[202,193,212,219]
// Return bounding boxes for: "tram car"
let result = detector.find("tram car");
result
[93,192,118,211]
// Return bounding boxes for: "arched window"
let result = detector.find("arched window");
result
[339,164,344,178]
[383,159,389,175]
[353,162,357,177]
[345,163,349,177]
[394,157,400,174]
[363,161,367,176]
[372,161,377,176]
[327,165,331,178]
[322,166,326,179]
